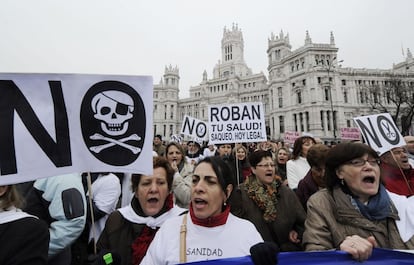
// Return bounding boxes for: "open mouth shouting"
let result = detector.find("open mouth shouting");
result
[147,197,160,204]
[193,197,208,210]
[278,157,287,163]
[362,176,376,184]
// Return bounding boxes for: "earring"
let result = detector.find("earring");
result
[223,201,227,206]
[340,179,345,186]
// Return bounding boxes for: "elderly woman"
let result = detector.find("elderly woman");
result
[0,184,49,264]
[141,156,278,265]
[303,142,413,262]
[286,136,316,190]
[232,150,306,251]
[96,157,186,265]
[165,142,194,208]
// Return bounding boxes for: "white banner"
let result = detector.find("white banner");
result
[208,102,266,144]
[0,73,153,185]
[353,113,405,155]
[180,115,208,140]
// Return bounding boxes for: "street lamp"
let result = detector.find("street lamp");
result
[322,57,343,142]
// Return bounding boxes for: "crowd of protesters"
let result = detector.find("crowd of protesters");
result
[2,133,414,265]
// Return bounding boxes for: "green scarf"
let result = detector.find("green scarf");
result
[244,175,280,222]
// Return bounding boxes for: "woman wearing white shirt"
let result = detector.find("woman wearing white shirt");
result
[286,136,316,190]
[141,156,278,265]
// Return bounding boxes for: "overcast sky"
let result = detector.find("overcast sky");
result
[0,0,412,98]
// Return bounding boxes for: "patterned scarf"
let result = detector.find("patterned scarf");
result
[244,175,280,222]
[130,193,174,264]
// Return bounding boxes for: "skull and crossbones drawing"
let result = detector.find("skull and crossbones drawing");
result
[90,90,141,154]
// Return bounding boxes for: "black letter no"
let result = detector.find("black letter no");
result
[0,80,71,175]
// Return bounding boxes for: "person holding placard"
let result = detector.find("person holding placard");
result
[72,172,121,265]
[380,146,414,196]
[96,157,186,265]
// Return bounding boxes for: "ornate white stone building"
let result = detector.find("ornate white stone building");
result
[153,24,414,142]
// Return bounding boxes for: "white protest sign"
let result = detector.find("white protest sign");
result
[0,73,153,185]
[353,113,405,155]
[180,115,208,140]
[340,127,361,140]
[208,102,266,144]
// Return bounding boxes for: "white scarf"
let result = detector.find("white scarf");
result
[118,204,186,229]
[0,206,37,224]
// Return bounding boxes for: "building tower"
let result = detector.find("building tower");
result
[153,65,180,138]
[213,23,252,79]
[267,30,291,80]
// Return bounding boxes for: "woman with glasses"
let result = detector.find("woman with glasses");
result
[231,150,306,251]
[303,142,413,262]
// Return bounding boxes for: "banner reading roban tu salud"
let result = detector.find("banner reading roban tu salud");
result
[208,102,266,144]
[0,73,153,185]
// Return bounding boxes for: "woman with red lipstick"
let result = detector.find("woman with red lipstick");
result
[165,142,194,208]
[96,157,186,265]
[141,156,278,265]
[303,142,413,262]
[231,150,306,252]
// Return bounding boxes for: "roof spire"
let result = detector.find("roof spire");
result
[407,48,412,59]
[305,30,312,45]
